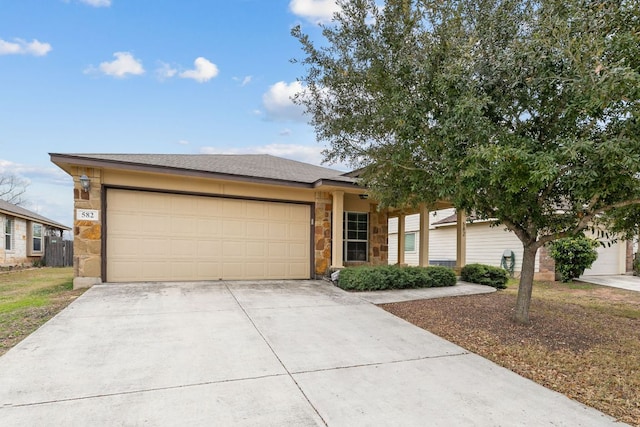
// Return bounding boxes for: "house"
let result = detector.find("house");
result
[389,209,634,279]
[0,199,71,267]
[50,153,391,288]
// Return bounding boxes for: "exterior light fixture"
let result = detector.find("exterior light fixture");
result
[79,174,91,192]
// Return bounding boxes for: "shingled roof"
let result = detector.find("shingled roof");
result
[50,153,358,187]
[0,199,70,230]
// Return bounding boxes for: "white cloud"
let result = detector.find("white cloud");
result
[156,61,177,81]
[233,75,252,87]
[0,38,52,56]
[177,140,189,145]
[0,159,71,187]
[289,0,340,23]
[179,57,219,83]
[90,51,145,78]
[200,143,327,167]
[78,0,111,6]
[262,81,307,122]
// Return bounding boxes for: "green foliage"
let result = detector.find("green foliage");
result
[293,0,640,323]
[460,264,509,289]
[549,236,599,282]
[337,265,456,291]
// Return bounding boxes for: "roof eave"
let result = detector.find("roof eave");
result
[50,153,325,189]
[0,208,70,230]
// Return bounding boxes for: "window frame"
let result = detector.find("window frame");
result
[404,232,417,253]
[343,211,369,262]
[4,217,13,251]
[31,223,43,254]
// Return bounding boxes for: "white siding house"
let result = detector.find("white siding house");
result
[389,209,630,277]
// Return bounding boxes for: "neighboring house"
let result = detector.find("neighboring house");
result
[51,153,390,288]
[0,199,71,267]
[389,209,633,279]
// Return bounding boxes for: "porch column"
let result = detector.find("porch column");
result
[397,214,406,265]
[331,190,344,269]
[418,205,430,267]
[456,209,467,270]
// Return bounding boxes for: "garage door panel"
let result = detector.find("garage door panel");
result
[109,237,140,256]
[267,223,287,238]
[246,203,268,219]
[289,263,309,277]
[198,217,221,235]
[196,240,222,257]
[142,262,172,281]
[222,241,246,257]
[171,262,198,278]
[288,243,308,259]
[142,214,170,233]
[141,238,170,256]
[223,220,246,237]
[246,242,266,257]
[107,189,310,282]
[197,262,221,278]
[171,239,197,257]
[222,263,245,279]
[289,223,308,240]
[246,221,267,238]
[223,199,245,216]
[289,205,309,221]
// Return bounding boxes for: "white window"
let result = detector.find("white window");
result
[32,223,43,253]
[405,232,417,252]
[5,217,13,251]
[343,212,368,261]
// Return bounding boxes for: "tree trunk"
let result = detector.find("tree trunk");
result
[514,244,539,324]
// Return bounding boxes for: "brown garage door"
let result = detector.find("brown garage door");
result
[106,189,311,282]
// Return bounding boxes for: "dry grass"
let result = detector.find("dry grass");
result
[381,280,640,426]
[0,267,85,356]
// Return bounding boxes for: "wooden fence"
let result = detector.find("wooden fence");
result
[44,236,74,267]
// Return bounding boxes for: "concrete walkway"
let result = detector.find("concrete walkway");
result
[578,274,640,293]
[0,281,623,426]
[355,281,496,304]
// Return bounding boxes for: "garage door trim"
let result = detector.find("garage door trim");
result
[102,185,315,282]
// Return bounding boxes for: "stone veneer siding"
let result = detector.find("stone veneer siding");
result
[368,204,388,265]
[314,192,332,277]
[73,169,102,287]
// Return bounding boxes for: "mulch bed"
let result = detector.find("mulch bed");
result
[381,291,640,426]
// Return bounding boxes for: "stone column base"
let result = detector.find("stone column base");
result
[73,276,102,289]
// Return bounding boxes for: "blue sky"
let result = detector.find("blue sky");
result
[0,0,342,230]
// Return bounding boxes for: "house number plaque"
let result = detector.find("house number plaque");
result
[77,209,99,221]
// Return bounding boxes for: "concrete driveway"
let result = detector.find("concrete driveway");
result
[0,281,622,426]
[579,275,640,293]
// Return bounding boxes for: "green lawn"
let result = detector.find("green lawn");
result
[0,267,85,356]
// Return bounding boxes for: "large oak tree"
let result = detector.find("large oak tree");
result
[293,0,640,323]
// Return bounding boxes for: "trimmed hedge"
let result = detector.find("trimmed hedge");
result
[460,263,508,289]
[337,265,457,291]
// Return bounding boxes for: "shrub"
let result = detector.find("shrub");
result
[460,263,508,289]
[337,265,456,291]
[549,236,599,282]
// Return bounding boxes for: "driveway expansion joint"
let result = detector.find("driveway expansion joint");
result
[224,282,329,426]
[290,351,471,376]
[0,373,290,409]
